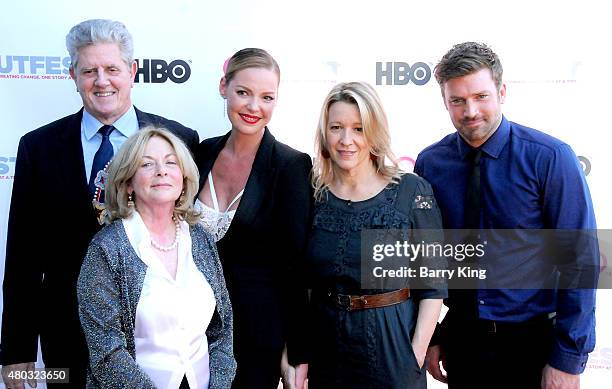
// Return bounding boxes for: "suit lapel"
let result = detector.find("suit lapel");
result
[230,128,276,231]
[135,107,151,128]
[57,109,90,200]
[197,132,231,192]
[56,108,101,227]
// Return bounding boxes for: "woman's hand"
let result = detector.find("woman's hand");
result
[411,298,443,369]
[411,341,427,369]
[280,345,308,389]
[294,364,308,389]
[280,345,295,389]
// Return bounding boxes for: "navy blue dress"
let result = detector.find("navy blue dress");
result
[306,174,446,389]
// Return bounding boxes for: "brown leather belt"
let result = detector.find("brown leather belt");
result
[327,288,410,311]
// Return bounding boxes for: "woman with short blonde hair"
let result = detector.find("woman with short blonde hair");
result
[104,126,200,224]
[78,127,235,388]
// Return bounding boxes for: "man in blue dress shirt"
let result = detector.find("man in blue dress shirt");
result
[415,42,598,389]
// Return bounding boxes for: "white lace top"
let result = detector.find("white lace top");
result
[195,172,244,242]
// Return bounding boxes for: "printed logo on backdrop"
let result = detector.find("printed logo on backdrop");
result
[0,55,191,83]
[134,59,191,84]
[578,156,591,176]
[399,156,416,172]
[0,55,71,79]
[376,62,432,86]
[0,156,16,180]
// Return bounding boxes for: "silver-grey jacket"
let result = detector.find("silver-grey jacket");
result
[77,220,235,388]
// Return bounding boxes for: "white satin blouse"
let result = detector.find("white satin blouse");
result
[123,211,217,389]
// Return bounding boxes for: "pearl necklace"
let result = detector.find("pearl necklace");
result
[150,217,180,252]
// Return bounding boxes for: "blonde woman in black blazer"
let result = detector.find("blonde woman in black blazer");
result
[194,48,311,389]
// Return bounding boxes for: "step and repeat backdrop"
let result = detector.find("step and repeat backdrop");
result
[1,1,611,387]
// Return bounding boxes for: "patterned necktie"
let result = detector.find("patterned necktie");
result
[89,125,115,196]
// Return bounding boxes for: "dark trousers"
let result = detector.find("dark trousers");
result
[444,315,553,389]
[231,348,283,389]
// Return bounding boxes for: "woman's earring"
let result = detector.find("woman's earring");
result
[127,192,135,208]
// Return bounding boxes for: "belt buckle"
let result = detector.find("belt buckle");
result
[336,294,353,311]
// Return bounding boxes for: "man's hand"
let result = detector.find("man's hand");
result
[542,364,580,389]
[425,345,448,383]
[1,362,37,389]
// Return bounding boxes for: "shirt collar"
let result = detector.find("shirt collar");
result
[456,115,510,159]
[82,106,139,140]
[123,210,190,247]
[122,210,152,255]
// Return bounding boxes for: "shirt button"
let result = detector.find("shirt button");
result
[479,300,485,305]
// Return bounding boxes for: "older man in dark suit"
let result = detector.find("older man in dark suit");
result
[0,19,198,388]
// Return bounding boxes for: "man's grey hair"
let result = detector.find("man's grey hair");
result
[66,19,134,70]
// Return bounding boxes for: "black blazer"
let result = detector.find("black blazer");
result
[196,128,312,365]
[0,107,199,384]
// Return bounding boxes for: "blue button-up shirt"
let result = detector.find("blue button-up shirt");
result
[414,115,597,374]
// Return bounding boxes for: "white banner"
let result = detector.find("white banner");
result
[1,1,611,387]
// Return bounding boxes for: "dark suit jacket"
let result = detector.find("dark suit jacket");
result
[0,107,199,385]
[196,128,312,365]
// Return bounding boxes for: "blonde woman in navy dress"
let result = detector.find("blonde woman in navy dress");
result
[306,82,446,388]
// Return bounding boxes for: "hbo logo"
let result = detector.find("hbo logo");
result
[578,156,591,176]
[135,59,191,84]
[376,62,431,86]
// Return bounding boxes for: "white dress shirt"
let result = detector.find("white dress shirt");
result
[123,211,216,389]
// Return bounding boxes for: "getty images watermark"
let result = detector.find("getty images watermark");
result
[360,229,607,290]
[371,239,487,281]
